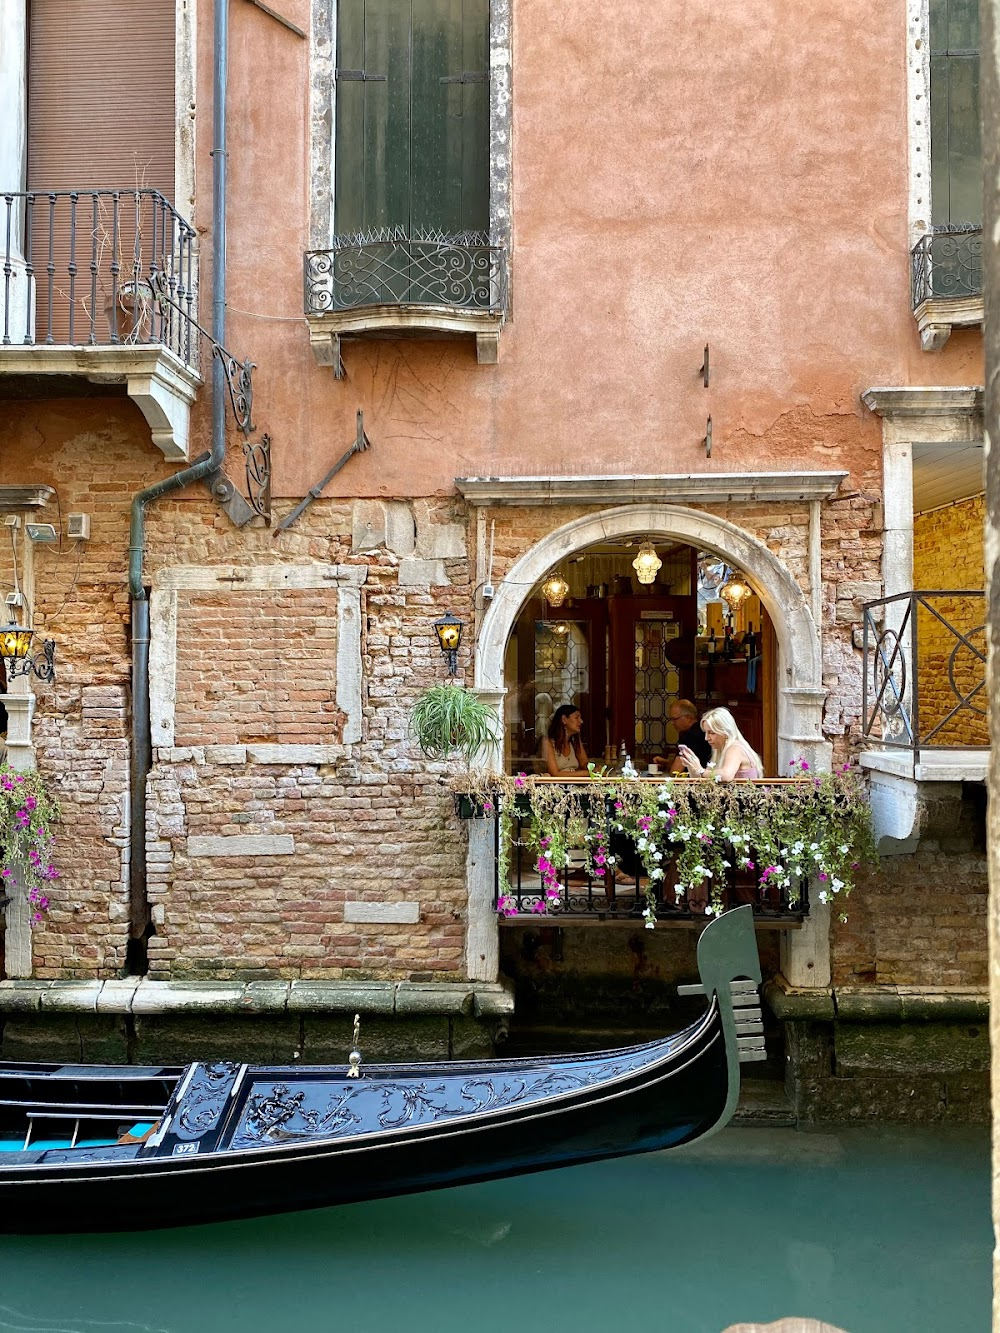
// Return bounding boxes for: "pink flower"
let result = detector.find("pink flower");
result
[514,772,527,791]
[14,810,30,827]
[800,761,810,772]
[529,901,548,914]
[25,796,36,811]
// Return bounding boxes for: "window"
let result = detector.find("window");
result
[929,0,980,227]
[335,0,489,239]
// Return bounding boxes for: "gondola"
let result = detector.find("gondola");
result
[0,905,764,1233]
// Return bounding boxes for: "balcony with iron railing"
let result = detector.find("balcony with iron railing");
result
[861,590,988,782]
[0,189,203,460]
[456,774,877,931]
[910,225,984,352]
[304,227,508,376]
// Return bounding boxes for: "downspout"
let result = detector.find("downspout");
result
[126,0,230,972]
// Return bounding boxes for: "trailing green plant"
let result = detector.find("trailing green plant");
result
[453,760,876,926]
[0,760,60,926]
[410,683,501,765]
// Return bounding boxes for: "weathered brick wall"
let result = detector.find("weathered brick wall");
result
[912,497,987,748]
[173,587,342,746]
[833,785,988,988]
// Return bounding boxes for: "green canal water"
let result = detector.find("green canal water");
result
[0,1126,988,1333]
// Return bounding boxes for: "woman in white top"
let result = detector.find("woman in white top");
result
[677,707,763,782]
[542,704,589,776]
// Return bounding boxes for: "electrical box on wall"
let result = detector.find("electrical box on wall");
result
[67,513,91,541]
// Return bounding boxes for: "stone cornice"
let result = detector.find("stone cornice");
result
[454,472,848,506]
[861,386,983,418]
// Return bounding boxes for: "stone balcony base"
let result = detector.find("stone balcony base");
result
[0,344,202,460]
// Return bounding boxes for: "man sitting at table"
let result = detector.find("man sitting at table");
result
[661,700,713,774]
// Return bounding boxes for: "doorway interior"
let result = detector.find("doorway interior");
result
[503,539,777,775]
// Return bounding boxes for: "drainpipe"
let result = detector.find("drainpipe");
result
[126,0,230,971]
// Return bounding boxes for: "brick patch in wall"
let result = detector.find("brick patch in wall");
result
[187,834,295,858]
[344,902,420,924]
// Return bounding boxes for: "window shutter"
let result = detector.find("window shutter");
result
[28,0,175,196]
[929,0,981,225]
[335,0,488,237]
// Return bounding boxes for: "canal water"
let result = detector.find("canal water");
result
[0,1125,988,1333]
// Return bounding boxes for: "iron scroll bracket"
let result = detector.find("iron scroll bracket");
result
[148,275,256,437]
[274,410,372,535]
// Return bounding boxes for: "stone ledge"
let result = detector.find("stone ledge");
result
[0,978,516,1019]
[765,976,988,1023]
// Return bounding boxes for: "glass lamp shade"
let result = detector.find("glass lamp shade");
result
[719,574,753,611]
[0,623,34,659]
[433,612,463,654]
[632,542,662,585]
[541,573,570,607]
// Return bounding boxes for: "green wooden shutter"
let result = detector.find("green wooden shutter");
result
[335,0,488,238]
[930,0,981,226]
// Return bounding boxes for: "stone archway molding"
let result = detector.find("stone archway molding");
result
[475,504,827,770]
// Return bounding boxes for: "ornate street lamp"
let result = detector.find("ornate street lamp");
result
[541,572,570,608]
[632,541,662,586]
[433,611,463,675]
[719,571,754,613]
[0,622,56,683]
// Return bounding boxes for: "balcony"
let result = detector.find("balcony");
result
[910,225,983,352]
[456,774,878,929]
[305,228,507,376]
[0,189,202,460]
[861,590,987,783]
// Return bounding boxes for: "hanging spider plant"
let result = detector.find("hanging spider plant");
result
[409,683,501,765]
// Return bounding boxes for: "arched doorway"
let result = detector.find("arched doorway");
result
[475,505,827,775]
[503,539,778,775]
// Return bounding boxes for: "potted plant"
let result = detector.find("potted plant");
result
[410,683,501,770]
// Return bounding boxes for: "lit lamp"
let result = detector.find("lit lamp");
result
[632,541,662,586]
[433,611,463,676]
[719,571,753,612]
[0,622,56,682]
[541,572,570,608]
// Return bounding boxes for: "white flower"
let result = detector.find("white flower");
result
[644,918,656,930]
[832,877,843,890]
[839,844,849,854]
[818,890,829,904]
[650,868,664,881]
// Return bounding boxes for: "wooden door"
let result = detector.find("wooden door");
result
[609,596,697,765]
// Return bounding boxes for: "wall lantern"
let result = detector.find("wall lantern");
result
[632,541,662,586]
[719,571,754,612]
[541,573,570,608]
[0,622,56,682]
[433,611,463,675]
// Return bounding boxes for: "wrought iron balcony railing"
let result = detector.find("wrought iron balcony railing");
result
[862,591,987,754]
[305,227,507,316]
[457,781,818,925]
[1,189,198,371]
[910,225,983,308]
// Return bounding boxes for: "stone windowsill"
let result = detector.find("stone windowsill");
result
[308,304,503,375]
[913,294,984,353]
[0,344,202,461]
[0,978,516,1020]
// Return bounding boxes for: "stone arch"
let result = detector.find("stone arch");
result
[475,504,828,771]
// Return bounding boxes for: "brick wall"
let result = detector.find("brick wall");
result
[832,784,988,988]
[912,497,987,748]
[173,587,342,746]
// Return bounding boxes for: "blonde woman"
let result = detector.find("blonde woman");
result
[677,707,763,781]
